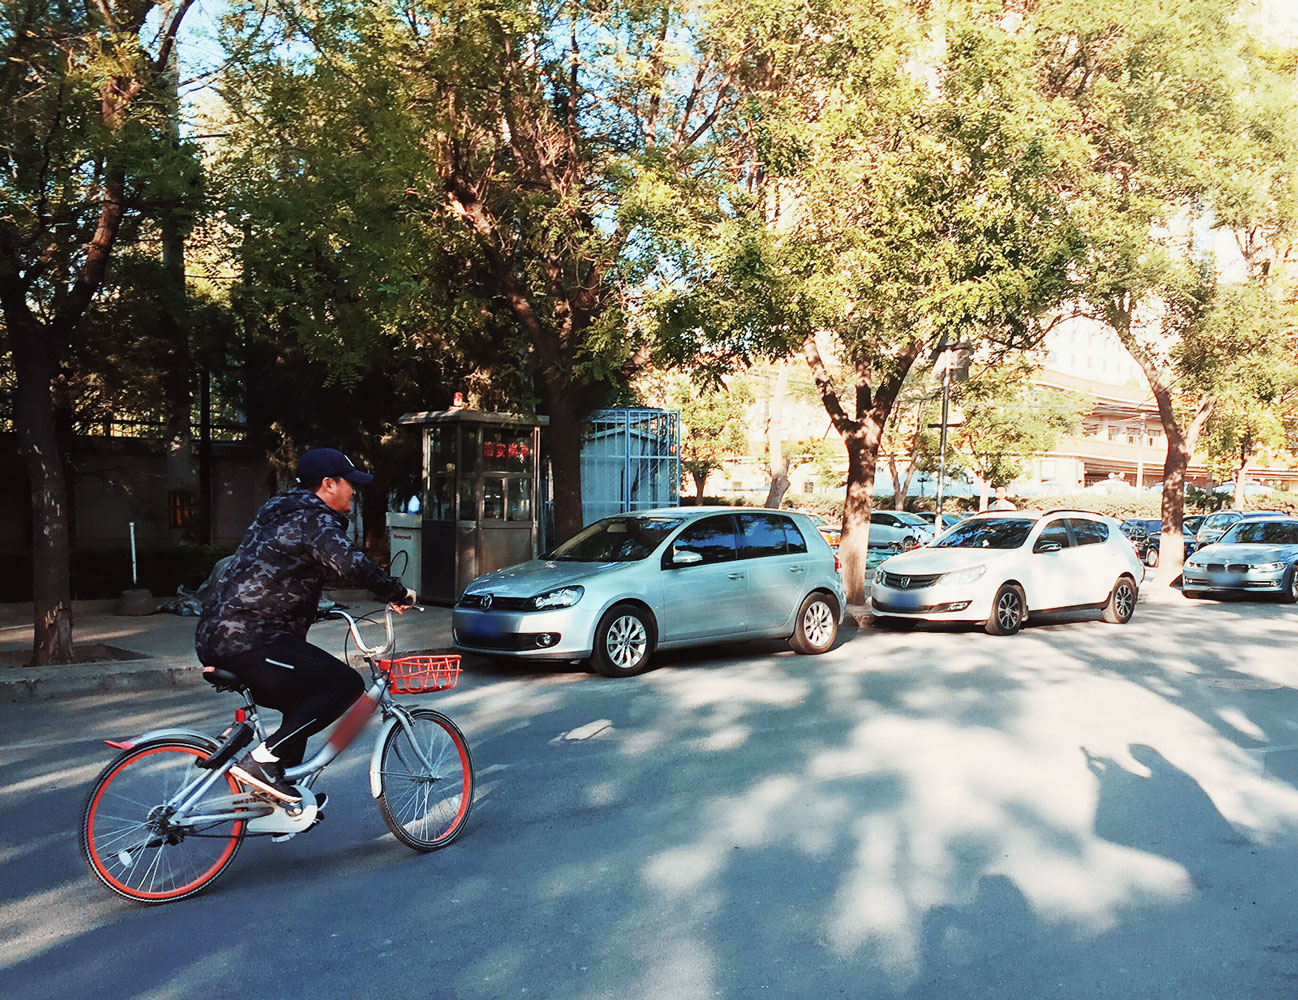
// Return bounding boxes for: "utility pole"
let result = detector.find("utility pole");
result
[928,338,972,518]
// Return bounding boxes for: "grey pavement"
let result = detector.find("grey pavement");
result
[3,592,1298,1000]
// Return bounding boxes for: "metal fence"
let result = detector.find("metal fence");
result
[580,408,680,526]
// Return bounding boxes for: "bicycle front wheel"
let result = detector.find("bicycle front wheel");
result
[377,709,474,852]
[81,738,246,903]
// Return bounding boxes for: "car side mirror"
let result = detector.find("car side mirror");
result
[671,549,703,566]
[1034,541,1062,554]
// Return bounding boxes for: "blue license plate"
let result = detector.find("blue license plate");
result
[463,616,503,640]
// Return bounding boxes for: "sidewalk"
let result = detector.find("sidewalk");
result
[0,593,456,701]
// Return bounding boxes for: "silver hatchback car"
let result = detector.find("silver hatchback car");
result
[453,507,846,676]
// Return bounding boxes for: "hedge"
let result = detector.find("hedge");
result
[0,544,237,602]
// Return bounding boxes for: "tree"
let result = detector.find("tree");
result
[0,1,201,662]
[675,1,1079,601]
[1185,285,1298,506]
[219,0,754,543]
[952,363,1088,492]
[670,376,752,497]
[1029,0,1298,582]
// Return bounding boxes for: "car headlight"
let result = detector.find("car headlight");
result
[1253,562,1284,572]
[873,567,885,584]
[529,586,584,610]
[941,565,986,585]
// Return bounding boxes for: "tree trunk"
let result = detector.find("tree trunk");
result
[546,387,587,545]
[692,469,708,497]
[1233,438,1252,510]
[763,365,790,509]
[1108,304,1213,587]
[801,333,924,604]
[10,323,74,663]
[839,421,884,604]
[1153,392,1213,587]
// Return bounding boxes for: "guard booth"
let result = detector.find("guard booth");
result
[399,409,547,603]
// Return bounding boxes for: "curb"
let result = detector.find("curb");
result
[2,659,203,702]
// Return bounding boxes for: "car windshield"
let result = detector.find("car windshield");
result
[549,515,686,562]
[1219,521,1298,545]
[932,517,1034,549]
[893,511,929,526]
[1202,513,1238,531]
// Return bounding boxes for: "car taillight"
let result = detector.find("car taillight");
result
[834,553,842,574]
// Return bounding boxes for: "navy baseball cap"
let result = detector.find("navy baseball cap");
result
[296,448,374,487]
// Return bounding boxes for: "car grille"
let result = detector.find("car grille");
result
[1202,564,1252,573]
[872,598,969,614]
[457,594,532,611]
[880,572,943,590]
[453,630,548,650]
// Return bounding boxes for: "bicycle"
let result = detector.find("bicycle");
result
[79,607,474,904]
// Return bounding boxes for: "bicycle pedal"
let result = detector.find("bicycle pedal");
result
[270,833,296,844]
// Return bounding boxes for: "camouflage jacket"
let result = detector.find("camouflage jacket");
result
[196,489,406,663]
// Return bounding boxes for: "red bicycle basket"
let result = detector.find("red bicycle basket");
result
[381,654,462,695]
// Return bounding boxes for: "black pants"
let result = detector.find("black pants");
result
[216,638,364,767]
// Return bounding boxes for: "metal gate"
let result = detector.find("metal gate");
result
[580,408,680,526]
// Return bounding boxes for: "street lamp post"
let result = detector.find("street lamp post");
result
[928,338,972,518]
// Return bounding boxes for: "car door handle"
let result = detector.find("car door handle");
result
[728,572,745,580]
[788,566,804,574]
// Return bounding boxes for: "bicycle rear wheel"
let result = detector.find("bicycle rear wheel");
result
[81,738,246,903]
[377,709,474,851]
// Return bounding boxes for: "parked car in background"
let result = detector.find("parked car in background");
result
[868,510,935,550]
[1118,518,1154,558]
[453,507,846,676]
[1195,509,1285,549]
[802,512,842,548]
[1181,516,1298,602]
[1122,517,1199,568]
[869,509,1142,635]
[915,512,966,533]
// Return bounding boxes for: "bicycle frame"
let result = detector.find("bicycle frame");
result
[154,608,437,827]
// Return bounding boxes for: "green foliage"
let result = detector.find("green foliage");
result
[671,374,754,495]
[0,4,204,323]
[953,363,1088,486]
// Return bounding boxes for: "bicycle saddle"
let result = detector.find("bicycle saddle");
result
[201,666,249,693]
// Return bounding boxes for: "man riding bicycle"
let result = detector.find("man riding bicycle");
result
[196,448,416,804]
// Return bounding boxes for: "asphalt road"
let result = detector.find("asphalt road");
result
[4,595,1298,1000]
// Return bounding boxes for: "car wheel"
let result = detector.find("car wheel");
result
[1102,575,1138,624]
[901,535,918,551]
[589,604,656,678]
[1281,565,1298,605]
[1143,547,1158,568]
[985,583,1025,636]
[789,593,839,654]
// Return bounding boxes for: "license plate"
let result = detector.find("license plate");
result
[463,616,503,640]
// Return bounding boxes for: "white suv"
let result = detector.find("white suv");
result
[870,510,1142,635]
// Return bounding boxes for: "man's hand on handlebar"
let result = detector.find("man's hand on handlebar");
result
[389,588,419,614]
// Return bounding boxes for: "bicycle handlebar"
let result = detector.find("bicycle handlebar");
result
[329,604,424,660]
